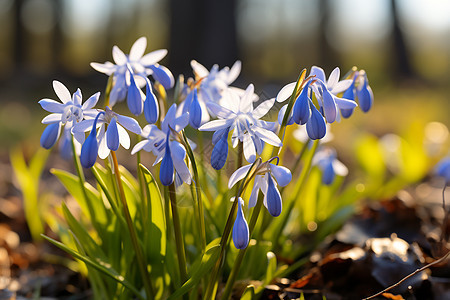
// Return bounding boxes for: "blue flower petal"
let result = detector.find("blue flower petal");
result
[143,78,159,124]
[266,174,282,217]
[232,198,249,249]
[357,76,373,113]
[150,64,175,90]
[341,79,355,118]
[40,123,61,149]
[292,81,312,125]
[160,140,174,186]
[189,89,202,129]
[322,159,335,185]
[127,73,143,116]
[80,128,98,168]
[59,130,73,160]
[106,117,120,151]
[211,128,229,170]
[306,102,326,140]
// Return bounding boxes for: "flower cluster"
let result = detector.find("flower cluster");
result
[39,37,374,250]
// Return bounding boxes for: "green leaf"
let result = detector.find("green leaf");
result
[10,148,49,240]
[240,285,255,300]
[51,168,108,227]
[42,234,144,300]
[139,164,166,261]
[167,239,221,300]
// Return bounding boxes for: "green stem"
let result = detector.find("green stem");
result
[273,139,320,250]
[110,151,154,299]
[203,145,255,300]
[168,182,188,284]
[220,194,264,300]
[181,131,206,252]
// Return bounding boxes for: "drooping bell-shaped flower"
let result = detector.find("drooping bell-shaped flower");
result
[306,102,326,140]
[80,112,104,168]
[150,64,175,90]
[40,123,61,149]
[160,135,174,186]
[277,104,295,126]
[143,78,159,124]
[106,117,120,151]
[357,73,373,113]
[232,198,249,249]
[127,68,144,116]
[211,128,229,170]
[313,148,348,185]
[266,174,282,217]
[292,80,312,125]
[59,128,74,160]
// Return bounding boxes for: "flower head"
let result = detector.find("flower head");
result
[39,81,99,151]
[73,107,141,164]
[91,37,172,106]
[313,148,348,185]
[132,104,192,186]
[199,84,281,164]
[228,159,292,217]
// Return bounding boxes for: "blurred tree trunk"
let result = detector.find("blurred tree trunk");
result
[13,0,25,68]
[168,0,238,75]
[317,0,339,70]
[390,0,415,80]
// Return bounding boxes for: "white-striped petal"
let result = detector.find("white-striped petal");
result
[228,164,252,188]
[82,92,100,110]
[276,82,296,103]
[253,127,282,147]
[331,79,353,94]
[327,67,340,89]
[206,102,234,119]
[243,134,256,163]
[334,96,358,110]
[248,176,262,208]
[90,62,116,75]
[42,113,62,124]
[39,99,65,113]
[53,81,72,104]
[190,60,209,78]
[226,60,241,84]
[199,119,232,131]
[239,84,254,113]
[117,115,141,135]
[140,49,168,66]
[112,45,127,65]
[132,140,150,155]
[253,98,275,119]
[117,124,130,149]
[129,37,147,61]
[310,66,326,83]
[170,141,191,184]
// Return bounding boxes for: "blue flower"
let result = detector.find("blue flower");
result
[292,80,312,125]
[149,64,174,90]
[228,160,292,217]
[39,81,99,152]
[131,104,192,186]
[127,67,144,116]
[143,77,159,124]
[341,75,357,118]
[435,157,450,183]
[91,37,170,106]
[80,112,104,168]
[199,84,281,163]
[182,88,203,129]
[356,72,374,113]
[232,198,249,249]
[313,148,348,185]
[73,107,141,160]
[306,102,326,140]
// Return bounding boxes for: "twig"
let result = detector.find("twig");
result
[364,183,450,300]
[363,250,450,300]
